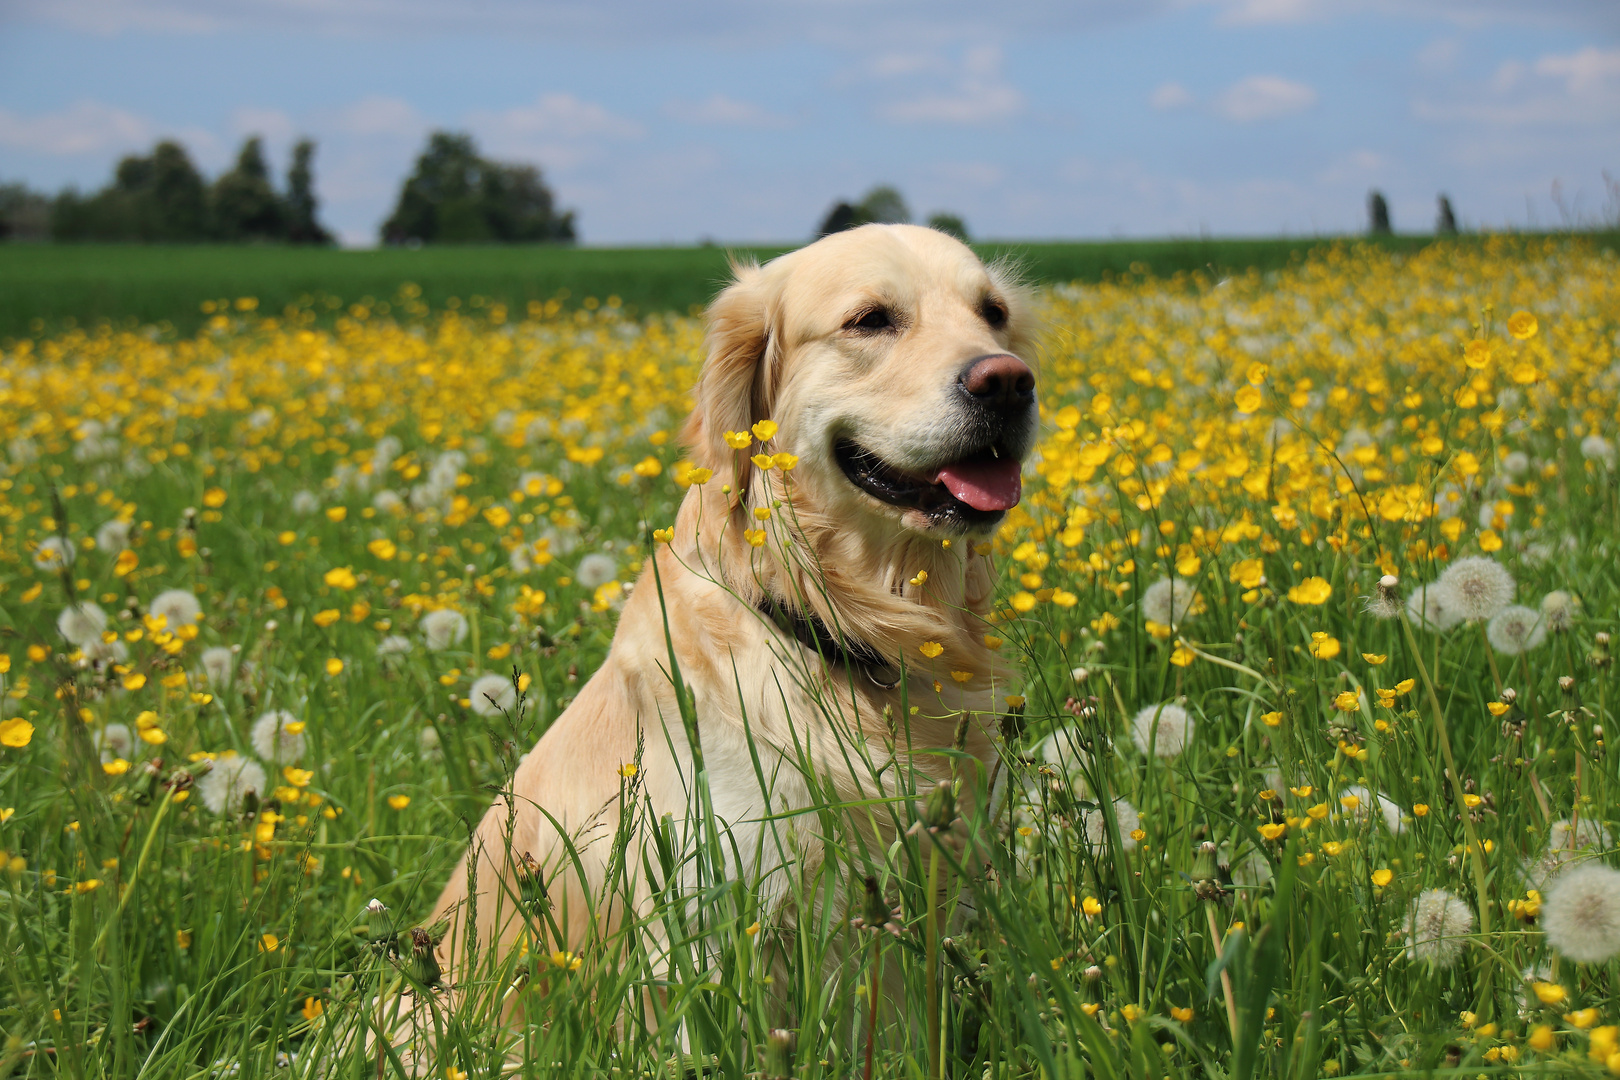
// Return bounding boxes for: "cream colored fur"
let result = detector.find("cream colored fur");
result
[425,223,1037,998]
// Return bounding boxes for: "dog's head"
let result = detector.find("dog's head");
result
[684,223,1038,535]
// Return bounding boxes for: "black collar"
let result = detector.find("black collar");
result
[756,594,900,688]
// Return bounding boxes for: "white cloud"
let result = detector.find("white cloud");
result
[1212,75,1317,122]
[1149,81,1194,109]
[332,96,425,138]
[471,93,642,142]
[1535,46,1620,95]
[663,94,792,128]
[880,46,1025,124]
[0,100,154,156]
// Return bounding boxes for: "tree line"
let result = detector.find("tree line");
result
[0,130,576,246]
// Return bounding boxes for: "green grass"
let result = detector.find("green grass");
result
[2,232,1585,341]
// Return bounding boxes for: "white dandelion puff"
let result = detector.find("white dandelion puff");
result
[83,637,129,664]
[149,589,202,630]
[1080,798,1140,854]
[468,673,517,718]
[1035,726,1095,796]
[1337,784,1406,835]
[1580,434,1615,468]
[196,756,268,816]
[57,602,109,648]
[1362,574,1403,619]
[1525,817,1613,886]
[1405,888,1473,968]
[420,609,468,652]
[1405,583,1462,632]
[377,634,414,658]
[250,709,306,762]
[371,489,405,516]
[1541,864,1620,964]
[96,519,132,553]
[1501,450,1531,478]
[1540,591,1580,633]
[199,646,236,687]
[1436,556,1515,621]
[291,490,321,515]
[1140,576,1197,628]
[33,536,76,570]
[1131,702,1194,759]
[576,553,617,590]
[1486,605,1546,655]
[419,725,442,761]
[95,723,133,763]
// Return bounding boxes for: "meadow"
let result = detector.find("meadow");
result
[0,233,1476,340]
[1,233,1619,1078]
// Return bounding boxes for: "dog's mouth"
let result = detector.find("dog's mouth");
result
[834,438,1023,524]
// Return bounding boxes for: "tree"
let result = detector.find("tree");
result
[284,140,332,245]
[51,140,209,241]
[815,185,913,237]
[818,201,859,236]
[926,212,969,242]
[1368,190,1392,236]
[381,131,574,245]
[1436,194,1458,236]
[212,137,286,241]
[0,183,51,241]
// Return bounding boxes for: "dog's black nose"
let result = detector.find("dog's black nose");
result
[960,353,1035,410]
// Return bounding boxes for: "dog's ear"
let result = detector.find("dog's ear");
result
[682,261,774,474]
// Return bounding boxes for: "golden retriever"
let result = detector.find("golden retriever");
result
[425,222,1039,998]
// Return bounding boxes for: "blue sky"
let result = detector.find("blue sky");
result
[1,0,1615,246]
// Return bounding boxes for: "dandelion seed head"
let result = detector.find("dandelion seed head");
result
[1363,575,1403,619]
[468,673,517,718]
[200,645,236,687]
[1540,590,1579,632]
[1035,726,1095,796]
[1486,605,1547,655]
[150,589,202,630]
[57,602,108,648]
[420,609,468,652]
[372,489,405,516]
[250,709,306,762]
[1080,798,1140,854]
[197,755,268,816]
[1405,583,1462,632]
[1405,888,1473,967]
[1436,556,1516,621]
[419,725,442,761]
[1140,576,1197,628]
[377,634,414,658]
[290,490,321,515]
[576,553,617,590]
[96,519,132,553]
[1131,702,1194,759]
[1541,865,1620,964]
[1580,434,1615,468]
[1502,450,1531,477]
[33,535,76,570]
[95,723,132,763]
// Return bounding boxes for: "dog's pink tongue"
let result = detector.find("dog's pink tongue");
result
[936,459,1023,512]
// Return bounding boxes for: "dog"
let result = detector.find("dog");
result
[425,222,1040,1004]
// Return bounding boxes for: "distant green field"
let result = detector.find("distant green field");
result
[2,232,1611,339]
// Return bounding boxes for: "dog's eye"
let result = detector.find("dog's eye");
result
[847,307,893,332]
[980,298,1009,329]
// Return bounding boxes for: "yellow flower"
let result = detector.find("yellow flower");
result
[742,528,767,548]
[323,566,358,590]
[1169,643,1195,667]
[1371,868,1393,887]
[260,933,280,952]
[617,762,638,778]
[652,527,674,544]
[114,549,139,576]
[684,466,713,485]
[1259,823,1286,840]
[750,419,778,441]
[1261,711,1283,727]
[1362,652,1386,665]
[919,641,944,659]
[1412,803,1429,817]
[1507,310,1538,340]
[1051,589,1078,608]
[1234,385,1263,413]
[313,609,341,628]
[1487,701,1510,716]
[302,997,324,1022]
[483,505,512,528]
[632,456,662,478]
[1120,1003,1144,1023]
[1479,529,1503,552]
[549,949,583,971]
[0,718,34,747]
[1532,982,1567,1005]
[1287,577,1332,605]
[1340,793,1361,811]
[102,758,131,775]
[723,430,752,449]
[445,1069,467,1080]
[1527,1024,1555,1052]
[750,453,774,469]
[202,486,227,507]
[325,506,347,522]
[367,538,397,560]
[1332,690,1360,712]
[752,506,772,521]
[1289,786,1312,798]
[771,453,798,471]
[75,879,102,894]
[950,670,973,684]
[123,672,147,691]
[1309,632,1341,660]
[1229,558,1265,588]
[1464,339,1493,369]
[325,658,344,676]
[1565,1009,1599,1030]
[283,767,313,787]
[909,569,928,586]
[1322,841,1344,856]
[1081,896,1102,917]
[1171,1005,1195,1023]
[1306,803,1329,820]
[1009,591,1036,612]
[387,794,410,810]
